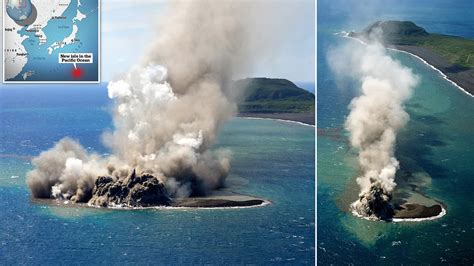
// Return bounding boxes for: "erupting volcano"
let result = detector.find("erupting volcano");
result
[329,31,445,221]
[26,1,270,208]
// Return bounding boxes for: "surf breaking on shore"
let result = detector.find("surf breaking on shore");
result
[330,31,449,221]
[240,116,315,128]
[338,31,474,98]
[24,0,312,209]
[26,1,294,208]
[32,190,271,210]
[392,206,446,222]
[351,203,446,222]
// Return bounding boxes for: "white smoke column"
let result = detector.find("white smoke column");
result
[103,64,232,197]
[329,41,418,219]
[27,1,271,202]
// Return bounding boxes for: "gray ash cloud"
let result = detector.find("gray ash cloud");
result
[26,1,301,207]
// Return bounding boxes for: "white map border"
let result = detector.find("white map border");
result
[3,0,101,83]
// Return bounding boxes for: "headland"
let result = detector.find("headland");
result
[348,21,474,96]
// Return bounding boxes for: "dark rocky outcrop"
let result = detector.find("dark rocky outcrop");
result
[353,184,395,220]
[88,170,171,207]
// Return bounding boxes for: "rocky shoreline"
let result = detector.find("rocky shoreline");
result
[32,194,268,209]
[31,169,268,210]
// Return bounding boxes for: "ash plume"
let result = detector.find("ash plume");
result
[328,36,419,219]
[27,1,293,206]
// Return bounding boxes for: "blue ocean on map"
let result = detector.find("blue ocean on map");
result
[7,0,99,82]
[0,84,315,264]
[317,0,473,264]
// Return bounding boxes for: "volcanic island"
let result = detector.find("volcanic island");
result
[348,20,474,96]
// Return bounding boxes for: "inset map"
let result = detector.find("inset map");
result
[3,0,100,82]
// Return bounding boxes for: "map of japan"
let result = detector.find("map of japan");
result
[3,0,100,82]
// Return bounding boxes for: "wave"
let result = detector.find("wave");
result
[350,204,447,222]
[84,199,272,211]
[241,116,315,128]
[387,48,473,98]
[392,206,447,223]
[337,31,474,98]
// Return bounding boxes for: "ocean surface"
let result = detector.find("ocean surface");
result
[317,0,473,264]
[0,84,315,264]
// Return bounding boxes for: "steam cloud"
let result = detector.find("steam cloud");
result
[27,1,281,205]
[329,36,419,219]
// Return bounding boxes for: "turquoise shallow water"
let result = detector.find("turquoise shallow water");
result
[0,85,315,264]
[318,0,473,264]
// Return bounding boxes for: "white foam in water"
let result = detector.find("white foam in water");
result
[350,200,447,222]
[337,32,474,98]
[85,199,272,211]
[392,206,447,223]
[242,117,315,128]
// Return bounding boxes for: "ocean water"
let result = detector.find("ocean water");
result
[0,85,315,264]
[317,0,473,264]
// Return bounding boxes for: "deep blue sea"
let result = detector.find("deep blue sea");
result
[0,84,315,264]
[318,0,473,264]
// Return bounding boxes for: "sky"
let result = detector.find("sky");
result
[102,0,315,83]
[317,0,474,37]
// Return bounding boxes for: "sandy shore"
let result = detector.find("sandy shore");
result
[391,44,474,96]
[338,170,447,222]
[31,190,269,209]
[239,112,315,126]
[393,203,444,219]
[342,33,474,97]
[172,195,268,208]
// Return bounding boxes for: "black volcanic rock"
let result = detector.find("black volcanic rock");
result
[353,184,395,220]
[88,170,171,207]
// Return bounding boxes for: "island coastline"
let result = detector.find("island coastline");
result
[390,45,474,97]
[239,112,315,126]
[342,33,474,97]
[340,20,474,98]
[32,190,271,210]
[337,171,447,222]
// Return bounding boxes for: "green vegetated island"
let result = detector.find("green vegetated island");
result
[349,20,474,95]
[235,78,315,125]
